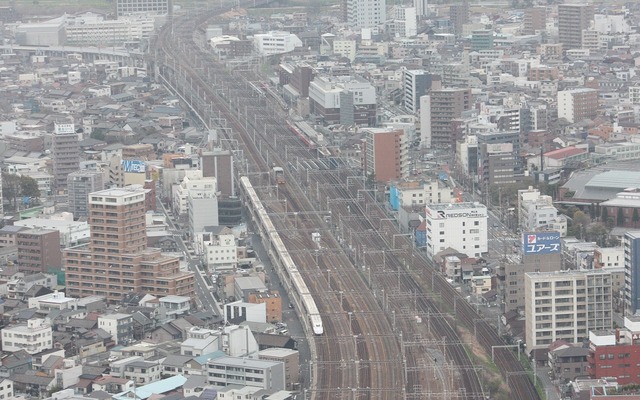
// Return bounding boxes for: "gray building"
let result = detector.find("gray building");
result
[52,127,79,194]
[188,190,218,237]
[503,251,562,313]
[624,231,640,315]
[116,0,170,17]
[201,150,235,198]
[67,170,105,219]
[206,356,285,390]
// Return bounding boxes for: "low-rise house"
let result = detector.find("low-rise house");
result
[123,360,161,385]
[549,345,589,382]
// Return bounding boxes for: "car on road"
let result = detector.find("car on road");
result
[493,223,499,228]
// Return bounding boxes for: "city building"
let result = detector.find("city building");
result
[201,150,234,198]
[428,88,472,148]
[479,142,519,186]
[98,313,134,345]
[624,231,640,316]
[558,4,594,50]
[64,187,195,303]
[1,318,53,354]
[389,180,453,211]
[502,232,562,313]
[471,29,493,51]
[172,176,217,216]
[449,2,469,37]
[197,227,237,272]
[424,202,488,259]
[67,170,105,220]
[523,7,546,35]
[308,75,377,126]
[403,70,434,114]
[587,317,640,385]
[524,270,612,352]
[52,123,79,193]
[15,216,90,248]
[392,6,417,38]
[188,190,219,238]
[346,0,386,28]
[557,88,599,123]
[258,348,299,391]
[206,356,285,390]
[363,128,409,183]
[116,0,170,18]
[248,291,282,323]
[16,229,62,274]
[414,0,427,17]
[253,31,302,56]
[65,14,156,46]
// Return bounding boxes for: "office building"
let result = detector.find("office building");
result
[424,202,488,259]
[471,29,493,51]
[188,190,219,238]
[523,7,546,35]
[346,0,386,29]
[52,123,79,193]
[558,4,594,50]
[557,88,598,123]
[116,0,170,18]
[201,150,234,197]
[253,31,302,56]
[479,143,519,186]
[309,75,377,126]
[258,348,299,391]
[403,70,433,114]
[363,128,409,183]
[393,6,418,38]
[206,356,285,390]
[68,170,105,220]
[17,229,62,274]
[524,270,612,352]
[414,0,427,17]
[1,318,52,354]
[587,317,640,385]
[64,187,195,303]
[429,88,472,148]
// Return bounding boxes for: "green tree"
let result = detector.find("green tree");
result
[19,175,40,199]
[617,208,625,226]
[90,128,106,141]
[573,210,590,239]
[366,172,376,189]
[601,206,608,222]
[633,208,639,228]
[1,173,20,209]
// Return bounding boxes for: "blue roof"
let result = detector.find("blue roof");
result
[193,350,226,365]
[113,375,187,400]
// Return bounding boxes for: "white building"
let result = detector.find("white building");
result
[524,270,612,353]
[414,0,428,17]
[116,0,170,17]
[224,301,267,324]
[28,292,78,311]
[188,189,219,238]
[14,215,89,247]
[392,181,453,208]
[557,88,598,123]
[393,6,417,37]
[518,187,542,228]
[425,202,488,258]
[64,14,156,46]
[98,313,133,345]
[630,86,640,105]
[197,227,237,272]
[181,327,219,357]
[172,175,216,216]
[419,95,431,148]
[1,318,53,354]
[308,75,377,113]
[159,295,191,319]
[403,70,430,114]
[0,378,14,399]
[346,0,386,28]
[206,356,285,390]
[253,31,302,56]
[333,40,357,62]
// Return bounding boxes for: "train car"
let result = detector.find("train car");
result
[240,176,324,336]
[272,167,285,184]
[286,120,315,149]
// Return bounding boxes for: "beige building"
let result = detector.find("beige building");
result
[64,187,195,303]
[524,270,612,352]
[558,4,594,50]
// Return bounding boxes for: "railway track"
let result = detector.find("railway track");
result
[152,4,541,400]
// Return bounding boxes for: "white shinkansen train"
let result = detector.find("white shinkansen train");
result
[240,176,324,335]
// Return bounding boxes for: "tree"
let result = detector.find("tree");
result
[601,206,608,222]
[1,173,20,209]
[617,208,625,227]
[573,210,590,239]
[19,175,40,199]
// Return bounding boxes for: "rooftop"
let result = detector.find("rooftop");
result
[545,146,587,160]
[427,202,486,211]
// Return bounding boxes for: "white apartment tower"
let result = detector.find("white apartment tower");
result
[347,0,387,29]
[414,0,427,17]
[524,270,612,352]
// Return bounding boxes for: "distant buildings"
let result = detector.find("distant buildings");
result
[427,88,472,148]
[253,31,302,56]
[557,88,599,123]
[116,0,170,18]
[67,170,105,220]
[345,0,386,29]
[558,4,594,50]
[52,123,79,194]
[1,318,52,354]
[424,202,488,259]
[363,127,409,183]
[16,229,61,274]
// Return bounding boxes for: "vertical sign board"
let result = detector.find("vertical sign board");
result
[522,232,561,255]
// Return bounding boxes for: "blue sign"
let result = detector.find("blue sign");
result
[523,232,561,255]
[121,160,146,173]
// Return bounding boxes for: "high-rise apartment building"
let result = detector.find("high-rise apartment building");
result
[64,187,195,303]
[346,0,386,29]
[558,4,594,50]
[523,7,546,35]
[624,231,640,316]
[363,128,408,183]
[557,88,598,123]
[524,270,612,352]
[67,170,105,220]
[52,123,79,193]
[449,2,469,37]
[17,229,62,274]
[414,0,427,17]
[403,70,433,114]
[429,88,472,148]
[116,0,170,18]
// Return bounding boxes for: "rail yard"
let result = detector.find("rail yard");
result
[151,2,541,399]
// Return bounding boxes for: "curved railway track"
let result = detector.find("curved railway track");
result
[152,4,541,400]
